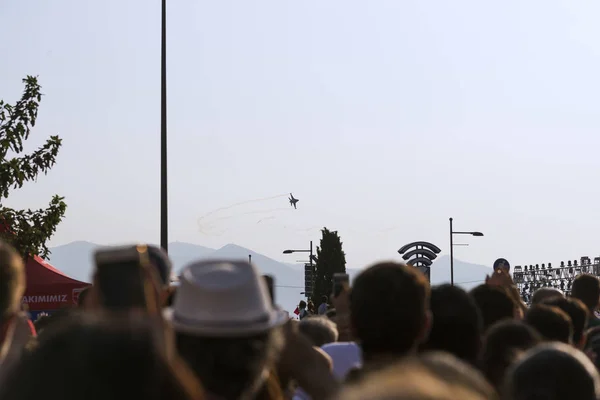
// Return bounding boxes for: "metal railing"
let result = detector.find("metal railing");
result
[514,256,600,303]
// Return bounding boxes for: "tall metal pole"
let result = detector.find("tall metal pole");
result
[450,217,454,286]
[309,240,314,299]
[160,0,168,253]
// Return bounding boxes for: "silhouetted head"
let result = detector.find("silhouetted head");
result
[176,330,282,400]
[420,284,482,365]
[77,287,91,308]
[543,297,589,348]
[505,343,600,400]
[419,352,499,400]
[470,285,517,332]
[585,326,600,371]
[34,308,74,338]
[298,316,338,347]
[337,353,497,400]
[0,313,203,400]
[299,300,307,310]
[480,320,542,393]
[0,242,25,324]
[147,245,173,287]
[572,274,600,314]
[531,287,564,305]
[165,286,177,308]
[525,304,573,344]
[350,261,430,361]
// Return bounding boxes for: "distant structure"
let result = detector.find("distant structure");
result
[514,256,600,303]
[398,241,441,282]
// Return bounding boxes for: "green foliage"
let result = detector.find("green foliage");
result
[312,227,346,303]
[0,76,66,259]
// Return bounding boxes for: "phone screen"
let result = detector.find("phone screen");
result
[332,273,349,298]
[94,247,149,311]
[263,275,275,305]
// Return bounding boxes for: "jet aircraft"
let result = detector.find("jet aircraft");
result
[289,193,299,209]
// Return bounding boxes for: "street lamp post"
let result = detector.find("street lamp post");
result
[283,241,315,297]
[160,0,168,253]
[283,241,314,268]
[449,217,484,286]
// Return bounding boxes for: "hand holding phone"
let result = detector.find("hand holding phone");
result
[93,244,159,314]
[332,273,349,298]
[262,275,275,305]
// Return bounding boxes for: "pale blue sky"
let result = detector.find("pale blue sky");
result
[2,0,600,270]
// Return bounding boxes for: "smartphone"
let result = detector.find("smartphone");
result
[94,245,153,311]
[262,275,275,305]
[332,273,350,298]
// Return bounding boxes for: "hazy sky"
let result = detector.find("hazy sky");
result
[2,0,600,271]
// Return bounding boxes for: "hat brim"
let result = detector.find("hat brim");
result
[163,307,289,337]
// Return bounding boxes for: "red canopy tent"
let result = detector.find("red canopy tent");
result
[22,256,90,312]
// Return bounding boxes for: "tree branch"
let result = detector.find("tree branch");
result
[0,136,62,198]
[0,76,42,159]
[0,195,66,259]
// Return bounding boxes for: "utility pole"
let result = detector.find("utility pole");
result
[160,0,168,253]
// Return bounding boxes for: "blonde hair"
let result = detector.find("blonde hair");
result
[338,356,496,400]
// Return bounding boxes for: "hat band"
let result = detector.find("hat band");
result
[172,312,271,329]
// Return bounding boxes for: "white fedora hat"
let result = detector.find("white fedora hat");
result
[165,259,287,336]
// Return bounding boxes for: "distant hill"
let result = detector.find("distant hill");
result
[48,241,315,313]
[47,242,490,312]
[48,241,102,281]
[165,242,215,273]
[430,255,492,290]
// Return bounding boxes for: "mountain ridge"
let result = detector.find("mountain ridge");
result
[46,241,491,312]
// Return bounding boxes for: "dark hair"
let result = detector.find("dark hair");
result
[298,316,338,347]
[479,320,542,393]
[543,297,589,346]
[420,284,482,365]
[525,304,573,344]
[77,287,90,307]
[33,315,51,333]
[34,308,74,337]
[0,314,202,400]
[469,285,516,332]
[350,262,430,359]
[505,343,600,400]
[0,242,24,322]
[571,274,600,313]
[165,286,177,307]
[176,330,282,400]
[321,295,328,303]
[585,326,600,370]
[531,287,564,305]
[299,300,307,309]
[147,245,173,286]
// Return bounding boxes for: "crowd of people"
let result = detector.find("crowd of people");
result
[1,241,600,399]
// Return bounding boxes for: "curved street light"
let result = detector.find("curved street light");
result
[283,241,315,298]
[450,218,484,286]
